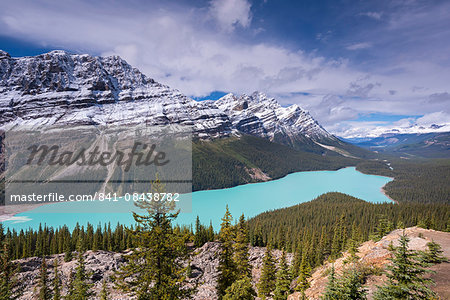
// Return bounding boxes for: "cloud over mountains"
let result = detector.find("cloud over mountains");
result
[1,0,449,137]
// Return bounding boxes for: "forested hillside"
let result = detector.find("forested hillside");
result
[193,135,450,206]
[247,192,449,270]
[193,135,358,191]
[357,159,450,203]
[1,192,448,299]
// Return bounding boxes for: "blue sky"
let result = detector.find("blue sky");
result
[1,0,449,137]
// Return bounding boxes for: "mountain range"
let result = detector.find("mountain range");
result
[0,50,352,148]
[347,131,450,158]
[0,50,374,191]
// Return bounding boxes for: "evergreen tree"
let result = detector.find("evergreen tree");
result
[375,215,393,240]
[258,245,276,299]
[38,257,51,300]
[194,216,202,247]
[315,226,327,266]
[0,242,23,299]
[207,221,215,242]
[373,233,437,299]
[322,264,366,300]
[291,239,303,278]
[345,223,360,264]
[222,276,256,300]
[330,222,341,260]
[114,178,193,299]
[35,224,44,257]
[63,238,72,263]
[417,219,427,229]
[64,272,74,300]
[217,205,236,298]
[52,257,61,300]
[421,240,447,264]
[99,279,109,300]
[321,265,338,300]
[72,246,93,300]
[233,214,251,279]
[92,226,101,251]
[295,248,311,293]
[0,224,4,243]
[396,220,405,229]
[274,250,291,300]
[186,259,193,278]
[337,267,367,300]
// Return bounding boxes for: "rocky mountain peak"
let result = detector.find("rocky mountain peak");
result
[0,50,11,58]
[215,90,333,144]
[0,50,155,95]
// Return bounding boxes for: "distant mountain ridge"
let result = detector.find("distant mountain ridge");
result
[347,131,450,158]
[0,49,231,138]
[343,121,450,140]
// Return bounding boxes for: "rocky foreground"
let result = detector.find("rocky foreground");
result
[14,227,449,299]
[289,227,450,300]
[15,242,293,300]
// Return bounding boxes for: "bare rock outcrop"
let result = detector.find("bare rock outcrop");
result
[288,227,450,300]
[14,242,293,300]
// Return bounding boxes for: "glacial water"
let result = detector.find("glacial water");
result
[2,167,393,231]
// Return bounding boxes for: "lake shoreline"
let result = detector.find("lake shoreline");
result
[197,165,362,193]
[0,203,46,222]
[381,186,398,204]
[1,166,395,226]
[0,166,356,221]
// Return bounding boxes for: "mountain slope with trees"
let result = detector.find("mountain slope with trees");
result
[356,159,450,204]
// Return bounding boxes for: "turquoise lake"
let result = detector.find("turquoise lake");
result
[2,167,393,231]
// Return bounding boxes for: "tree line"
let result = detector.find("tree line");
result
[321,233,447,300]
[0,190,449,299]
[246,192,449,287]
[356,159,450,204]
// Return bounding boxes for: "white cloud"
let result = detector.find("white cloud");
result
[360,12,383,20]
[0,0,362,98]
[346,42,372,50]
[209,0,252,32]
[416,111,450,126]
[332,112,450,138]
[0,0,449,137]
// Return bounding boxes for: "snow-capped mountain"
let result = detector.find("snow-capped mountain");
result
[0,50,231,138]
[215,92,333,141]
[347,131,450,158]
[0,50,334,147]
[342,122,450,140]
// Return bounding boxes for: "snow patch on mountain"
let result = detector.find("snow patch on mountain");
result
[215,91,334,142]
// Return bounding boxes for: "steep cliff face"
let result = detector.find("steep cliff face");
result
[0,50,336,147]
[216,92,333,141]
